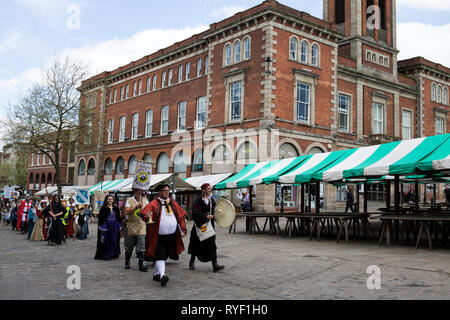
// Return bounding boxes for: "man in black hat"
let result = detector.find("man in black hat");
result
[188,183,225,273]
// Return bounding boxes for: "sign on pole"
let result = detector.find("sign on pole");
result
[4,187,13,199]
[75,190,90,205]
[132,160,152,190]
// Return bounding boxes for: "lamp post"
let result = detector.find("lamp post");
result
[265,56,272,76]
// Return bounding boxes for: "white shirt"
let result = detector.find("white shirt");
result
[158,199,177,235]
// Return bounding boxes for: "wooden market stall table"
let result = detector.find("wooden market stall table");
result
[378,214,450,249]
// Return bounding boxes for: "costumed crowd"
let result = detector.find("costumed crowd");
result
[1,194,93,244]
[1,182,225,288]
[93,183,225,287]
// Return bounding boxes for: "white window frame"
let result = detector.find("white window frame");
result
[196,96,206,129]
[234,40,241,63]
[109,90,113,104]
[431,83,436,101]
[185,62,190,81]
[168,69,173,86]
[145,110,153,138]
[85,120,93,145]
[311,43,320,67]
[161,105,169,135]
[225,43,231,65]
[443,87,449,105]
[205,56,209,75]
[133,81,137,96]
[152,74,157,90]
[435,117,444,135]
[147,76,151,92]
[114,88,117,103]
[338,93,350,132]
[120,86,124,100]
[107,119,114,144]
[178,65,183,82]
[402,109,413,140]
[244,37,251,60]
[301,40,309,64]
[119,116,126,142]
[437,85,442,103]
[296,82,310,123]
[131,113,139,140]
[293,69,317,126]
[125,84,129,99]
[372,103,384,135]
[161,71,166,88]
[229,81,242,122]
[289,37,298,60]
[197,58,202,77]
[138,79,142,95]
[177,101,186,132]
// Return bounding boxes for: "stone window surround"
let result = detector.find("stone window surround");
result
[434,108,447,134]
[223,68,246,124]
[401,108,413,139]
[337,91,353,133]
[293,68,318,127]
[223,35,251,67]
[288,35,321,68]
[370,92,390,135]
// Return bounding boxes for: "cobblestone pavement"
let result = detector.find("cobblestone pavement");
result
[0,217,449,300]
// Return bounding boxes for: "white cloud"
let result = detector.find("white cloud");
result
[0,32,22,55]
[397,22,450,66]
[211,5,247,19]
[58,25,209,76]
[397,0,450,11]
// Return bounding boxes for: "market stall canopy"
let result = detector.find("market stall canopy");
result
[235,156,308,187]
[416,135,450,173]
[89,178,134,195]
[118,174,196,192]
[215,162,270,189]
[279,133,450,184]
[185,173,233,190]
[35,186,57,196]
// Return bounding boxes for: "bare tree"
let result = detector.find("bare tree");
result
[1,57,90,196]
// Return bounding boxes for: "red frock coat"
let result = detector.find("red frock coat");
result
[142,198,187,261]
[16,200,32,230]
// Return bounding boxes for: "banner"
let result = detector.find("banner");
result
[75,190,90,205]
[94,190,109,214]
[132,160,152,190]
[4,187,13,199]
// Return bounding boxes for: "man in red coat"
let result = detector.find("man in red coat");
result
[142,184,187,287]
[17,194,33,233]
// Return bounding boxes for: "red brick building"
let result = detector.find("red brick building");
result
[75,0,449,210]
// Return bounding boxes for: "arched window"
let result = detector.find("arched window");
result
[174,150,187,173]
[87,158,95,175]
[41,174,45,186]
[279,143,299,159]
[35,174,40,189]
[29,173,34,185]
[237,142,257,162]
[146,76,151,92]
[178,65,183,82]
[157,153,169,173]
[161,71,166,88]
[301,40,309,63]
[197,58,202,77]
[152,74,157,90]
[444,87,449,105]
[104,158,113,175]
[185,62,190,81]
[144,154,152,163]
[192,149,203,172]
[205,55,209,74]
[311,44,319,66]
[116,157,125,175]
[47,173,52,186]
[128,155,137,175]
[212,144,230,162]
[437,85,442,103]
[168,69,173,86]
[431,83,436,101]
[244,37,251,60]
[308,147,324,154]
[290,37,298,60]
[125,84,129,99]
[234,40,241,63]
[225,44,231,65]
[78,159,85,176]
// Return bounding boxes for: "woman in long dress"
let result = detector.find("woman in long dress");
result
[94,195,122,260]
[30,202,46,241]
[44,195,65,246]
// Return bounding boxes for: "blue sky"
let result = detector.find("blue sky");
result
[1,0,450,145]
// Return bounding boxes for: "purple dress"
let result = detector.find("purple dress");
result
[95,206,122,260]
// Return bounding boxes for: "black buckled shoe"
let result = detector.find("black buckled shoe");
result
[160,275,169,287]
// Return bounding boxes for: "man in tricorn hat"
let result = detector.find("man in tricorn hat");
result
[188,183,225,273]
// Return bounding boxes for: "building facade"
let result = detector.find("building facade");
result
[75,0,450,211]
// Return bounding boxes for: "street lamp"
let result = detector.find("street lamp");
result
[265,56,273,75]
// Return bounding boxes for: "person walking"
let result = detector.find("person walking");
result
[94,194,122,260]
[27,203,38,240]
[445,185,450,204]
[345,187,355,213]
[142,184,187,287]
[16,194,33,234]
[44,195,66,246]
[124,188,149,272]
[30,201,46,241]
[188,183,225,273]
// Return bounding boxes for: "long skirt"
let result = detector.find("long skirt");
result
[30,218,45,241]
[27,220,35,239]
[48,218,64,245]
[94,218,121,260]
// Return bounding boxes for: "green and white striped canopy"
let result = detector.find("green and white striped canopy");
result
[215,162,269,189]
[417,134,450,172]
[89,178,134,195]
[235,156,308,188]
